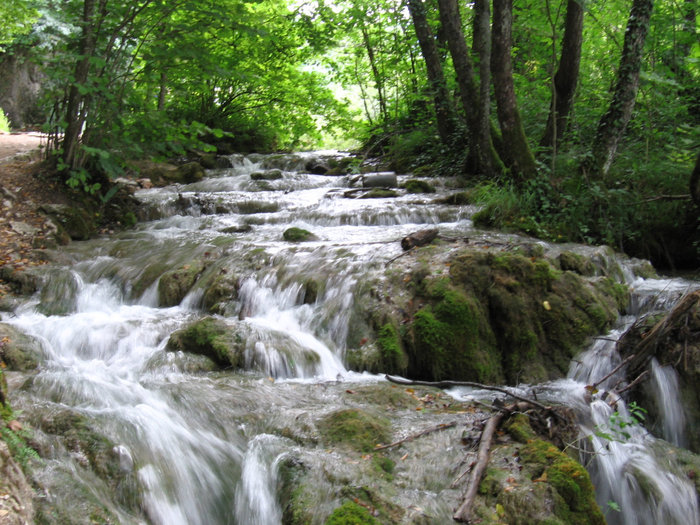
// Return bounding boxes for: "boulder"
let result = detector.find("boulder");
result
[39,203,95,241]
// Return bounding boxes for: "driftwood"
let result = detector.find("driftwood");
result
[623,290,700,379]
[453,409,506,523]
[374,421,458,451]
[362,173,398,188]
[401,228,439,251]
[385,375,553,414]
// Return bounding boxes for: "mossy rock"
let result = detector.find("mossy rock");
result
[402,179,436,194]
[175,161,205,183]
[0,323,43,371]
[359,188,397,199]
[158,260,205,307]
[237,201,279,214]
[317,408,392,453]
[558,251,595,276]
[376,323,408,375]
[166,317,245,368]
[519,440,605,525]
[324,501,380,525]
[39,203,96,241]
[251,169,283,181]
[283,228,318,242]
[201,271,240,313]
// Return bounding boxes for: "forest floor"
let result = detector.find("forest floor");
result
[0,132,64,296]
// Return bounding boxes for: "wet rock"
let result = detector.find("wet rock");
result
[157,260,205,307]
[401,179,436,194]
[166,316,246,368]
[0,323,43,370]
[251,169,283,181]
[39,203,95,241]
[362,174,397,188]
[283,228,318,242]
[317,408,392,453]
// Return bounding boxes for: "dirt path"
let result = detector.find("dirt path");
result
[0,131,46,163]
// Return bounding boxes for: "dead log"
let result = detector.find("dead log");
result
[362,173,397,188]
[401,228,439,251]
[453,409,506,523]
[374,421,458,451]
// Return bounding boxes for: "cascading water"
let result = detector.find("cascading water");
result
[1,151,698,524]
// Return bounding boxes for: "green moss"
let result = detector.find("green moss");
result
[317,409,392,453]
[166,317,242,368]
[558,252,595,276]
[376,323,408,374]
[158,260,205,307]
[506,414,537,443]
[283,227,317,242]
[520,440,605,525]
[409,289,501,382]
[325,501,380,525]
[402,179,436,194]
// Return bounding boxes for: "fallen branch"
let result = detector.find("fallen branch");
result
[453,409,506,523]
[385,247,414,266]
[401,228,439,251]
[588,354,635,391]
[374,421,458,451]
[385,375,552,414]
[616,370,649,396]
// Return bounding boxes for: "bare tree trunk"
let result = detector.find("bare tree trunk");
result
[407,0,458,145]
[491,0,537,181]
[157,71,167,111]
[361,23,388,122]
[437,0,498,176]
[586,0,654,178]
[540,0,584,150]
[62,0,100,171]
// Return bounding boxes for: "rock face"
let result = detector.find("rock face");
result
[0,323,43,371]
[348,247,629,385]
[0,47,45,128]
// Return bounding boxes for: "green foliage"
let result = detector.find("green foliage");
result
[0,0,37,49]
[324,501,380,525]
[376,323,407,374]
[0,108,10,132]
[1,425,40,469]
[593,402,648,443]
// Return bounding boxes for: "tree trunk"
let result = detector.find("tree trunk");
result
[491,0,537,181]
[586,0,654,178]
[540,0,584,149]
[407,0,458,145]
[691,153,700,207]
[62,0,99,171]
[437,0,498,176]
[361,23,387,122]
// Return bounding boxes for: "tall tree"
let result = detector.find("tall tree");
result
[407,0,459,145]
[437,0,497,175]
[586,0,654,178]
[491,0,537,180]
[540,0,584,150]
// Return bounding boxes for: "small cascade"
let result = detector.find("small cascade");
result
[2,151,699,524]
[648,358,687,448]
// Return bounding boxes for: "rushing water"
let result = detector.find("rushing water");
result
[2,152,699,524]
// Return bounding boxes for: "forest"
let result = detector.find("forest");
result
[0,0,699,269]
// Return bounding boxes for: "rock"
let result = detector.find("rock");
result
[250,169,283,181]
[39,203,95,241]
[0,441,34,525]
[283,227,318,242]
[402,179,436,194]
[157,261,205,307]
[166,317,246,368]
[0,322,43,370]
[175,161,205,183]
[305,158,329,175]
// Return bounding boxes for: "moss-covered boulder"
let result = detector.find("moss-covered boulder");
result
[39,203,96,241]
[201,271,240,314]
[283,228,318,243]
[166,317,245,368]
[317,408,392,453]
[324,501,380,524]
[0,323,43,371]
[251,169,283,181]
[354,249,629,385]
[158,261,205,307]
[402,179,436,194]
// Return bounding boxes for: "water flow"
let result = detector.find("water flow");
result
[3,152,699,524]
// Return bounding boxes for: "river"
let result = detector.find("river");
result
[2,152,698,524]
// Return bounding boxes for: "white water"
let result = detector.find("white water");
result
[2,152,699,524]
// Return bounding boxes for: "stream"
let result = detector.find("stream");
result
[2,152,699,524]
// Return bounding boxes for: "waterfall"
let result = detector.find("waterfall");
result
[2,151,698,524]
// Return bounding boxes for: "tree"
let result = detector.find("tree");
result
[0,0,37,49]
[437,0,498,176]
[407,0,459,146]
[540,0,584,150]
[586,0,655,178]
[491,0,537,180]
